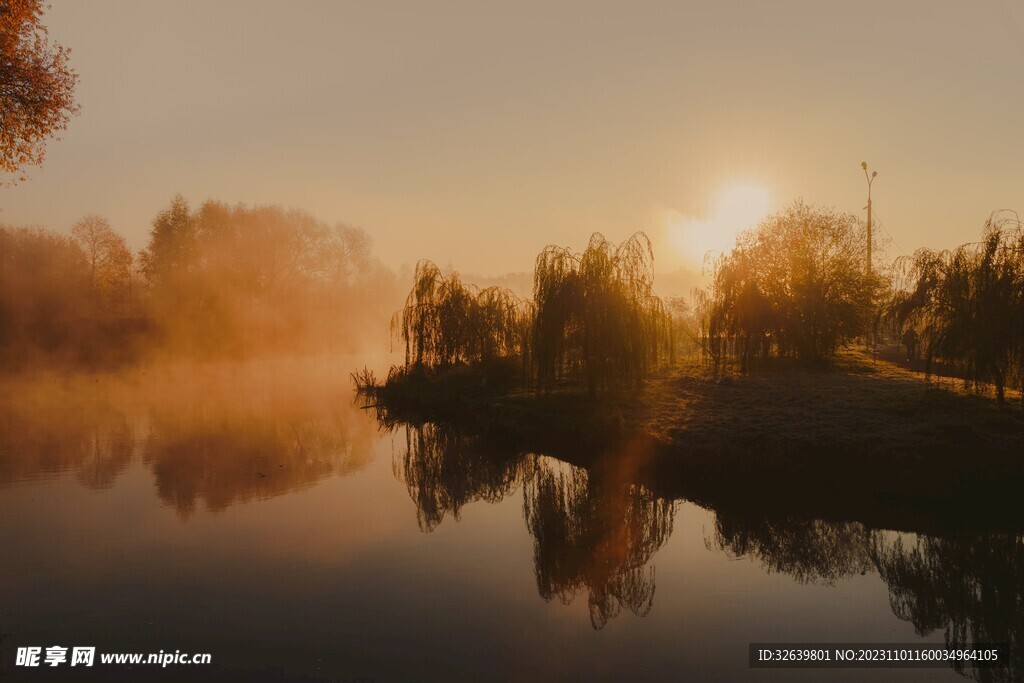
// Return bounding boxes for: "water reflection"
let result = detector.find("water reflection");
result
[381,408,1024,675]
[0,361,378,515]
[711,512,872,584]
[871,532,1024,683]
[145,407,370,518]
[392,421,523,532]
[385,416,675,629]
[523,455,675,629]
[0,393,134,489]
[710,513,1023,682]
[5,366,1024,678]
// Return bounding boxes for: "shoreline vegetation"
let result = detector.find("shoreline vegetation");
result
[358,203,1024,532]
[361,348,1024,530]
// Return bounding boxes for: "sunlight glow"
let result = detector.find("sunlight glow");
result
[666,183,773,268]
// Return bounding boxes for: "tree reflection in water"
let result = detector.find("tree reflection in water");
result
[523,455,676,629]
[711,512,872,585]
[144,407,371,518]
[0,392,134,490]
[139,361,379,517]
[387,418,676,628]
[870,532,1024,683]
[0,361,379,515]
[392,421,523,532]
[711,513,1024,682]
[392,401,1024,670]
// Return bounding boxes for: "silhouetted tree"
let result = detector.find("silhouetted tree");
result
[708,201,878,368]
[532,232,672,394]
[886,212,1024,405]
[393,260,530,372]
[387,232,671,393]
[139,194,197,286]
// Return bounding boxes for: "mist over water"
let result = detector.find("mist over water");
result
[2,193,1022,681]
[0,354,1016,681]
[5,2,1024,679]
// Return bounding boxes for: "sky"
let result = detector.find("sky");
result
[2,0,1023,285]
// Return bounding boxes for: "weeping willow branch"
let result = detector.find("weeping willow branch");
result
[390,232,673,395]
[532,232,672,395]
[883,211,1024,405]
[392,260,532,372]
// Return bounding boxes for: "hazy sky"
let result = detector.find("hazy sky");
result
[2,0,1023,280]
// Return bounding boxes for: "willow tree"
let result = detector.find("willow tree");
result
[532,233,672,395]
[708,201,877,368]
[887,212,1024,405]
[393,260,531,371]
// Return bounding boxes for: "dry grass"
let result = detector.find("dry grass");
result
[615,349,1024,531]
[644,348,1023,460]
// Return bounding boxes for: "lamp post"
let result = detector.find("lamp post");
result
[861,162,877,278]
[861,162,878,351]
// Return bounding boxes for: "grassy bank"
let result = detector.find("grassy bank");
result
[640,349,1024,529]
[646,348,1022,459]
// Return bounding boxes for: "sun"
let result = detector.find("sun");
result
[712,183,772,234]
[666,183,773,268]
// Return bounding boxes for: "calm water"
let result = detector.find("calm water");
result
[0,358,1015,681]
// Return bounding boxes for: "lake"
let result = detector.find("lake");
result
[0,357,1013,681]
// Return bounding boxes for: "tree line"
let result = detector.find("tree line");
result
[698,201,1024,406]
[390,232,674,395]
[388,198,1023,407]
[0,195,396,366]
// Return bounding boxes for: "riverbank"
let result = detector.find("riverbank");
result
[640,349,1024,529]
[647,348,1021,460]
[367,349,1024,531]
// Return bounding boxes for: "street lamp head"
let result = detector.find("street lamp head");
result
[872,171,877,178]
[861,161,868,170]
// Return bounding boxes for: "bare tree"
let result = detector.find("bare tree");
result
[70,215,132,316]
